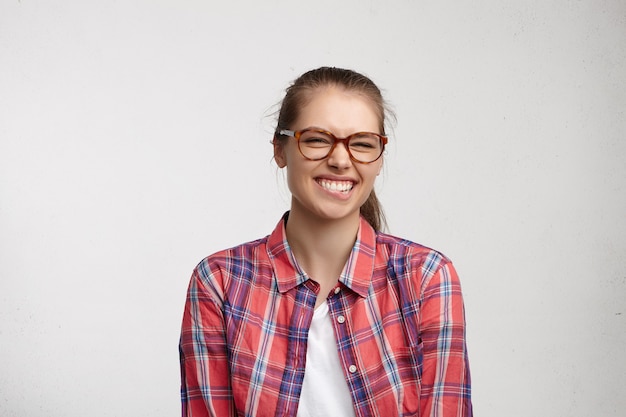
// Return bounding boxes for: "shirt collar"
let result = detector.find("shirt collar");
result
[267,212,376,298]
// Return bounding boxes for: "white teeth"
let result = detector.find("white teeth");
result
[318,180,353,193]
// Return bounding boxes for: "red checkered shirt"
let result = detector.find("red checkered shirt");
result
[180,213,472,416]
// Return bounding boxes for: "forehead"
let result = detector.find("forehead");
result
[294,86,381,134]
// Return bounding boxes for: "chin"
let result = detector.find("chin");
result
[311,206,361,223]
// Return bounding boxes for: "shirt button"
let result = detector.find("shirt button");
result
[348,365,357,373]
[334,287,341,294]
[337,315,345,324]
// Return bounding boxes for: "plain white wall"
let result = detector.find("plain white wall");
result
[1,1,624,416]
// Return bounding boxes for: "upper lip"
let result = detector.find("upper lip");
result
[315,175,358,184]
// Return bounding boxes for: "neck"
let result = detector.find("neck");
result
[285,207,360,290]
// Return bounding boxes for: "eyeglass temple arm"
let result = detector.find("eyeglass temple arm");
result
[277,129,295,137]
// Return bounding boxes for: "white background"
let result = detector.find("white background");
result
[1,1,625,416]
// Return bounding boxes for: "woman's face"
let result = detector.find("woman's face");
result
[274,86,384,224]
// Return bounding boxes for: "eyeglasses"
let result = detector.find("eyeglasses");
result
[277,128,387,164]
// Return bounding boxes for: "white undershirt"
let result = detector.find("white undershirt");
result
[296,301,356,417]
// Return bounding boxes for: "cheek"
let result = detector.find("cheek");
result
[284,161,309,191]
[281,143,302,167]
[364,163,383,182]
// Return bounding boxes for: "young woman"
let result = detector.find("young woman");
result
[180,67,472,417]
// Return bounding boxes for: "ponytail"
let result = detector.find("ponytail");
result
[360,190,386,232]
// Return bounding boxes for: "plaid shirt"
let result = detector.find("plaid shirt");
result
[180,214,472,416]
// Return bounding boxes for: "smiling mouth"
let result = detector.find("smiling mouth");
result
[316,179,355,193]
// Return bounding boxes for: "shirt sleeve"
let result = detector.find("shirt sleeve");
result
[418,260,473,417]
[179,263,236,417]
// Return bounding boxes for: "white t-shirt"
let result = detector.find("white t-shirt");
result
[296,301,356,417]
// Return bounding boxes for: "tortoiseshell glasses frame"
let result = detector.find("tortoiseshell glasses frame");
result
[277,128,388,164]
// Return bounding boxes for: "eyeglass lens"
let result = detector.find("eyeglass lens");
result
[298,130,383,163]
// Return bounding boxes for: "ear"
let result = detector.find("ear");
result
[273,137,287,168]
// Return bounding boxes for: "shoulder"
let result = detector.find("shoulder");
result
[198,236,269,268]
[192,235,271,294]
[375,231,453,284]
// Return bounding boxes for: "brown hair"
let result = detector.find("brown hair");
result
[273,67,392,232]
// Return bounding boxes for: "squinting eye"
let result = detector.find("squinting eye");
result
[304,137,330,143]
[351,141,376,149]
[301,134,332,146]
[349,135,380,150]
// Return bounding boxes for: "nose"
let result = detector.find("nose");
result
[326,140,352,169]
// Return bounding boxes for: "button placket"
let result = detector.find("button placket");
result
[328,291,360,380]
